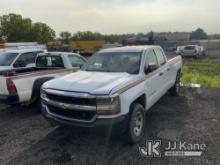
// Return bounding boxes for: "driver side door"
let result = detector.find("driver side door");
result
[144,49,164,109]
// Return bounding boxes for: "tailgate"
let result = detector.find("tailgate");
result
[0,76,8,95]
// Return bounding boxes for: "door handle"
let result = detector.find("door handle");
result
[159,72,164,76]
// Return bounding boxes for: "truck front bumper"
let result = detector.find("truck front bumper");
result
[0,94,19,105]
[42,104,129,133]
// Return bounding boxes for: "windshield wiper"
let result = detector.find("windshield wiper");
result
[85,68,112,72]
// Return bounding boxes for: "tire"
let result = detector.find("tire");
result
[30,98,42,113]
[169,71,181,96]
[126,103,145,144]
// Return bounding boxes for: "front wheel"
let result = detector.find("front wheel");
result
[126,103,145,144]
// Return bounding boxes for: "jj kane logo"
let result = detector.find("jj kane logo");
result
[139,140,161,157]
[139,140,206,157]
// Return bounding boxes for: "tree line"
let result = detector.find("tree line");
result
[0,13,215,44]
[0,13,55,43]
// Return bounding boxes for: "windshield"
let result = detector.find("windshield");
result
[0,53,18,66]
[184,46,196,50]
[36,56,64,67]
[83,52,142,74]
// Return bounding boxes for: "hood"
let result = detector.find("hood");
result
[43,71,138,95]
[0,66,12,71]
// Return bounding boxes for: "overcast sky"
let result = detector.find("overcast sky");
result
[0,0,219,35]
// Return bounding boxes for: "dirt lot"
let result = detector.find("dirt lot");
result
[0,88,219,165]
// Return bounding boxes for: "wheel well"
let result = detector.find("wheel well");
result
[30,77,54,103]
[131,94,146,109]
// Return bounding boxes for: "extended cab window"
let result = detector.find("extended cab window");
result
[155,49,166,66]
[68,55,86,67]
[36,56,64,67]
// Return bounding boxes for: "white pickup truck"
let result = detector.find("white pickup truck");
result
[0,52,87,106]
[177,45,205,58]
[41,46,182,143]
[0,49,45,71]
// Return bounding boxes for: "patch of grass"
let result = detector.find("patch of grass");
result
[181,58,220,88]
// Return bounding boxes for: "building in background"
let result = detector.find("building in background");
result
[154,32,191,54]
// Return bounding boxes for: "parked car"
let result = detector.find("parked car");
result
[0,49,45,71]
[177,45,205,58]
[41,46,182,144]
[0,52,87,106]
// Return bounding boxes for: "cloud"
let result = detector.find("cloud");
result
[0,0,219,34]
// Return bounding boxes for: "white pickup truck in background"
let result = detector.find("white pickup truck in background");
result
[0,49,46,71]
[0,52,87,106]
[177,45,205,58]
[41,46,182,144]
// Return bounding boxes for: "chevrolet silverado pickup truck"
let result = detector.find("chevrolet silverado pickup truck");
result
[41,46,182,144]
[0,52,87,106]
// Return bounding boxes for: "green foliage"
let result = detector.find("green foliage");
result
[31,22,55,44]
[0,13,55,43]
[71,31,138,43]
[59,31,72,44]
[181,58,220,88]
[190,28,208,40]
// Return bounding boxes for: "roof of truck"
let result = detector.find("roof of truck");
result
[3,49,45,54]
[99,45,161,53]
[38,52,82,57]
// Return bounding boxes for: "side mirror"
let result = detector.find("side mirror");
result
[145,63,158,73]
[13,60,27,68]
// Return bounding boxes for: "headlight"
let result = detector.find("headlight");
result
[40,88,47,99]
[96,95,121,115]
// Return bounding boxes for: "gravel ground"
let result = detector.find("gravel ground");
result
[0,88,219,165]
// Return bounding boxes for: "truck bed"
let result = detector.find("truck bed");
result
[0,67,65,77]
[166,54,179,60]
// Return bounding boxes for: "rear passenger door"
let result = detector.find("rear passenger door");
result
[154,48,170,93]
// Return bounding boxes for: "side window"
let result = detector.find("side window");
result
[145,49,159,74]
[36,56,64,67]
[154,49,166,66]
[15,52,35,67]
[17,52,35,63]
[145,49,158,66]
[68,55,86,67]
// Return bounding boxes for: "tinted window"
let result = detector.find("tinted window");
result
[184,46,196,50]
[36,56,64,67]
[68,55,86,67]
[146,49,158,67]
[83,52,141,74]
[155,49,166,66]
[0,53,18,66]
[16,52,35,64]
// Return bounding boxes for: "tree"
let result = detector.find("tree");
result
[31,22,55,43]
[0,13,32,42]
[60,31,71,44]
[0,13,55,43]
[148,31,154,44]
[72,31,103,41]
[190,28,208,40]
